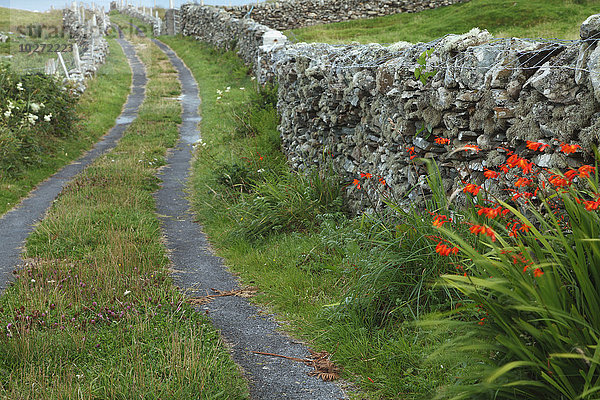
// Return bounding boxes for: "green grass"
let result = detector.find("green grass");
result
[160,35,467,399]
[288,0,600,44]
[0,39,130,217]
[0,32,248,399]
[0,7,62,32]
[109,11,156,38]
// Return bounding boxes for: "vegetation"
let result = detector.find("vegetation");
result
[288,0,600,44]
[0,31,248,398]
[0,39,130,216]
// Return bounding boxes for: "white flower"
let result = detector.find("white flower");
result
[216,89,223,95]
[250,76,256,81]
[216,96,221,100]
[30,103,40,112]
[44,113,52,122]
[16,82,23,91]
[225,86,231,92]
[7,100,14,110]
[257,168,265,173]
[3,110,11,118]
[240,87,245,90]
[124,290,131,296]
[39,103,45,108]
[27,113,38,124]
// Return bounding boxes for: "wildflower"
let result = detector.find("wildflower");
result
[435,137,450,145]
[26,113,38,125]
[44,113,52,122]
[516,158,533,174]
[250,76,256,81]
[435,241,459,256]
[583,199,600,211]
[407,146,416,160]
[477,206,507,219]
[560,143,580,154]
[216,89,223,95]
[240,87,245,90]
[360,172,372,179]
[514,177,532,187]
[463,183,481,196]
[378,176,386,186]
[484,169,499,179]
[533,268,544,277]
[469,224,496,241]
[526,140,549,152]
[216,96,221,100]
[564,169,578,181]
[549,174,570,188]
[16,82,23,91]
[432,214,449,227]
[30,103,40,112]
[578,165,595,178]
[506,154,521,169]
[3,110,11,118]
[463,144,480,152]
[352,179,361,189]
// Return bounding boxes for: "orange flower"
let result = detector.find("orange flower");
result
[526,140,550,152]
[581,199,600,211]
[378,177,386,186]
[352,179,361,189]
[469,224,496,241]
[360,172,373,179]
[432,215,449,228]
[578,165,595,178]
[435,242,459,256]
[407,146,416,160]
[564,169,578,181]
[484,169,499,179]
[477,206,508,219]
[506,154,520,169]
[516,158,533,174]
[549,174,570,188]
[435,137,450,145]
[560,143,580,154]
[533,268,544,277]
[463,183,481,196]
[514,177,532,187]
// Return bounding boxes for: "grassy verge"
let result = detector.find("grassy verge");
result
[109,11,155,38]
[0,33,248,398]
[0,39,130,217]
[160,35,467,399]
[288,0,600,44]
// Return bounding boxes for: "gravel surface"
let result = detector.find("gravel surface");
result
[0,34,146,292]
[152,38,346,400]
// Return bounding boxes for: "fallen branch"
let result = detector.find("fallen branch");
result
[252,349,341,381]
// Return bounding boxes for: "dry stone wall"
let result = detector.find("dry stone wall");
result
[179,4,600,209]
[224,0,470,31]
[114,4,165,36]
[62,5,110,93]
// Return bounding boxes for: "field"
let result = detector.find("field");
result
[288,0,600,44]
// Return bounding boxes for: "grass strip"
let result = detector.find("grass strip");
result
[288,0,600,44]
[0,33,248,399]
[0,39,130,216]
[160,35,466,400]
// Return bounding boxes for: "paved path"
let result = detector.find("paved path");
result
[152,38,346,399]
[0,36,146,291]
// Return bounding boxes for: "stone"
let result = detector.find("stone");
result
[580,14,600,40]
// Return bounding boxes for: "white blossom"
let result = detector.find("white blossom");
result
[44,113,52,122]
[30,103,40,112]
[16,82,23,91]
[27,113,38,125]
[3,110,11,118]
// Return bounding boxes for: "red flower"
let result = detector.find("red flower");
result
[560,143,580,154]
[352,179,361,189]
[526,140,550,152]
[506,154,520,169]
[463,183,481,196]
[432,215,449,228]
[378,177,386,186]
[564,169,578,181]
[578,165,595,178]
[435,137,450,145]
[549,174,570,188]
[516,158,533,174]
[533,268,544,277]
[484,169,499,179]
[514,177,532,187]
[360,172,372,179]
[435,241,459,256]
[477,206,507,219]
[469,224,496,241]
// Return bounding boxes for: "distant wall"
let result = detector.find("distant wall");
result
[116,4,165,36]
[224,0,470,31]
[180,4,600,208]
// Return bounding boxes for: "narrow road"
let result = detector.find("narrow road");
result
[0,36,146,291]
[152,38,346,400]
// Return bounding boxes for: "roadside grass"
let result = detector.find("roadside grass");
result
[0,7,62,31]
[161,35,466,399]
[288,0,600,44]
[0,39,130,217]
[0,33,248,399]
[109,11,155,38]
